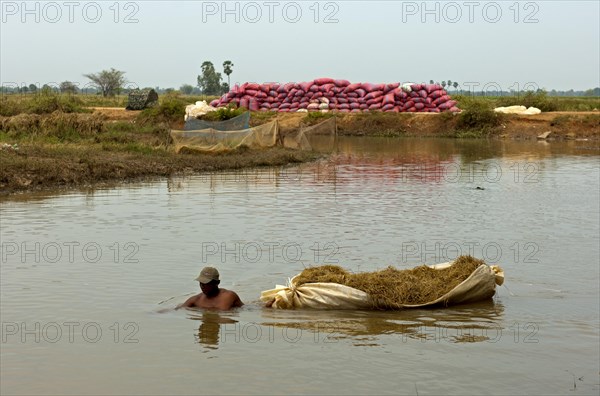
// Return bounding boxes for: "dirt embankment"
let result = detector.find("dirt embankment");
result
[1,108,597,195]
[90,107,598,140]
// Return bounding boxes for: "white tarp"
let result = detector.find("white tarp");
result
[260,262,505,310]
[494,105,541,115]
[185,100,218,121]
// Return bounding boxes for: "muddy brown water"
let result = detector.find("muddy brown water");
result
[1,137,599,395]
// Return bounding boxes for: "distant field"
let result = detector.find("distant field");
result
[1,91,598,117]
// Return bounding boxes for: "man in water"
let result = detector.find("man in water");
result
[178,267,243,310]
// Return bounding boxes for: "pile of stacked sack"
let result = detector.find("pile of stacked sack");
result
[209,78,459,113]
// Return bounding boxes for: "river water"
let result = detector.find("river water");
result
[1,137,599,395]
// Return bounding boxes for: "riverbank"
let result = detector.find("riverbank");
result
[91,107,600,140]
[0,144,319,194]
[1,108,598,194]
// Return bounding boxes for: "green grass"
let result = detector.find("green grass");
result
[454,93,600,112]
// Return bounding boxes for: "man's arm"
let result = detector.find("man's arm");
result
[176,294,198,310]
[216,291,244,310]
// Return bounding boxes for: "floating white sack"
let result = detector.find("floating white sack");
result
[260,262,504,310]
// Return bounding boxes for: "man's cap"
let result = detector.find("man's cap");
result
[195,267,220,283]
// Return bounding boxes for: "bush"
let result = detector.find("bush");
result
[138,93,185,124]
[200,106,246,121]
[456,99,502,131]
[496,90,558,112]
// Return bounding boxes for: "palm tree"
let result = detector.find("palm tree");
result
[453,82,459,91]
[223,60,234,88]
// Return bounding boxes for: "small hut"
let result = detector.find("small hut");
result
[126,89,159,110]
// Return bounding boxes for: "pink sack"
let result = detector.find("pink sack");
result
[299,81,312,92]
[381,103,394,111]
[402,100,415,110]
[359,103,369,110]
[320,83,335,92]
[249,100,259,111]
[368,103,381,110]
[382,92,395,105]
[425,84,443,94]
[210,99,219,107]
[414,103,425,110]
[314,77,335,85]
[418,89,428,98]
[246,83,260,91]
[432,95,450,106]
[355,88,367,97]
[334,79,351,87]
[429,90,445,100]
[344,83,362,92]
[365,91,383,100]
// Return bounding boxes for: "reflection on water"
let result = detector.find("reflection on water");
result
[259,300,505,346]
[188,311,239,351]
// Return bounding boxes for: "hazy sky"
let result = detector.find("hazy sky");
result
[1,0,599,91]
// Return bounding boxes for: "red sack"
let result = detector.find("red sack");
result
[429,90,445,99]
[337,97,349,104]
[334,79,351,87]
[410,83,423,91]
[320,83,335,92]
[347,92,358,98]
[239,98,249,108]
[418,89,428,98]
[402,100,415,110]
[260,103,271,109]
[338,103,350,110]
[365,91,383,100]
[385,82,400,92]
[369,103,382,110]
[349,102,360,109]
[355,88,367,97]
[382,92,395,105]
[351,109,362,113]
[361,83,377,92]
[359,103,369,110]
[299,81,312,92]
[432,95,450,106]
[245,89,258,97]
[314,77,335,85]
[344,83,361,92]
[298,102,308,109]
[255,91,267,99]
[210,99,219,107]
[381,103,394,111]
[414,103,425,110]
[279,103,291,109]
[249,100,259,111]
[425,84,443,94]
[277,85,288,94]
[246,83,260,91]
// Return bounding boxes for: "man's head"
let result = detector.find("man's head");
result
[195,267,221,296]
